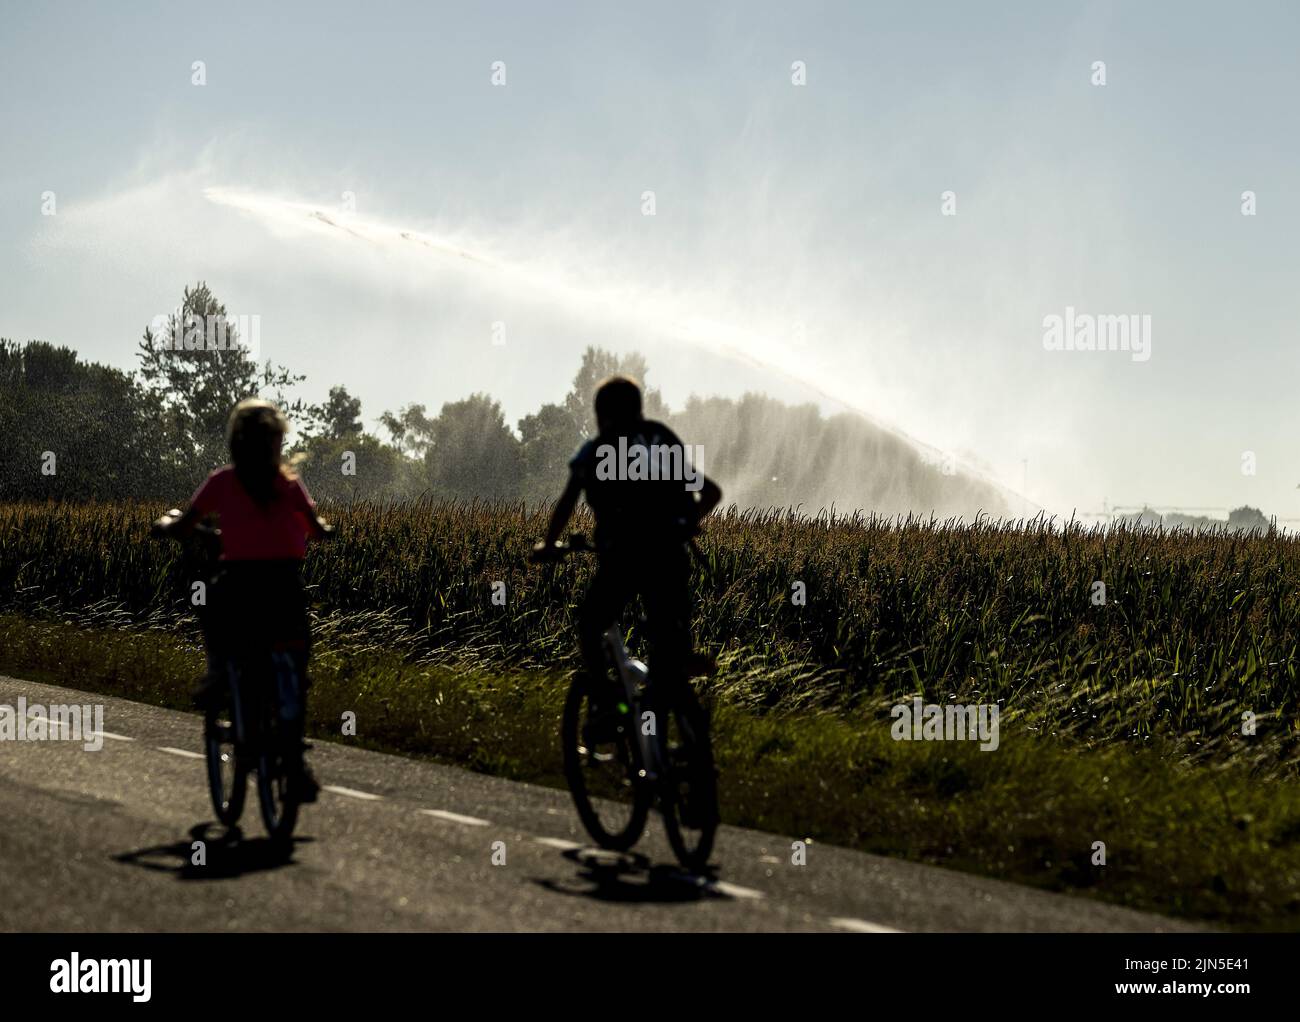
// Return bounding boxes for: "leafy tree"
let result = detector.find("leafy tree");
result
[0,339,185,500]
[300,384,366,439]
[298,433,407,502]
[1227,506,1270,534]
[563,346,668,434]
[313,385,363,439]
[423,394,522,500]
[137,282,307,475]
[296,386,408,500]
[379,403,437,459]
[517,402,583,504]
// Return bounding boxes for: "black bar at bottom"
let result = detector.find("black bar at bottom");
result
[0,932,1288,1010]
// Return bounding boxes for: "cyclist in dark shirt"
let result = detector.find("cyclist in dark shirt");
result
[533,375,722,727]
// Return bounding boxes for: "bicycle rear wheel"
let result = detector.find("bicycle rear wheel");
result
[204,682,247,827]
[562,675,651,851]
[660,688,719,871]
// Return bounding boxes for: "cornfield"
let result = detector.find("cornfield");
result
[2,499,1298,769]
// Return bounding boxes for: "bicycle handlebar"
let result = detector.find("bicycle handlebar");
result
[529,530,714,580]
[150,508,220,541]
[529,533,592,563]
[151,508,330,544]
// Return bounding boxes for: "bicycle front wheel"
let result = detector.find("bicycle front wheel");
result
[562,675,651,851]
[204,685,247,827]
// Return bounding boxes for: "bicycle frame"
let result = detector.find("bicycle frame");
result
[602,625,663,782]
[220,649,302,749]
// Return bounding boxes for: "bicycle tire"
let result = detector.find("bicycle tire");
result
[562,675,651,851]
[660,687,719,871]
[204,690,247,827]
[255,683,299,843]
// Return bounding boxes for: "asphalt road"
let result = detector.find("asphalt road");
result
[0,674,1197,933]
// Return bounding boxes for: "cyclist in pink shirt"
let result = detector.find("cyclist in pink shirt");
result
[153,399,333,801]
[188,461,319,561]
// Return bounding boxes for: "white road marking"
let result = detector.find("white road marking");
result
[25,715,133,742]
[323,785,384,801]
[158,746,204,760]
[670,872,765,900]
[711,880,766,901]
[534,836,582,851]
[420,809,490,826]
[828,917,903,933]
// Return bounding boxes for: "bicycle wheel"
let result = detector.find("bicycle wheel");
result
[204,681,247,827]
[562,674,651,851]
[660,687,719,871]
[255,687,299,844]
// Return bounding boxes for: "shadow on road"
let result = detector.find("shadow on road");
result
[534,846,727,904]
[114,822,310,879]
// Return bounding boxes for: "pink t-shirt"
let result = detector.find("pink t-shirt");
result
[189,465,316,561]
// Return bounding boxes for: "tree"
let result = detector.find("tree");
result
[295,385,408,500]
[379,403,437,459]
[314,385,364,439]
[563,346,668,434]
[0,339,185,500]
[137,282,307,474]
[1228,506,1270,534]
[298,434,407,502]
[423,394,522,500]
[517,402,583,504]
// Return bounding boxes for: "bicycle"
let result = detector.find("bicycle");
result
[203,638,304,844]
[153,511,305,845]
[533,533,720,871]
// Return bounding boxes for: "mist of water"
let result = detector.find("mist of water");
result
[204,187,1028,517]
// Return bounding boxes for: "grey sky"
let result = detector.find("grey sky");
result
[3,0,1298,518]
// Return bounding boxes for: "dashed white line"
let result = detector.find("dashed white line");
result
[419,809,491,826]
[709,880,766,901]
[158,746,204,760]
[323,785,384,801]
[534,836,582,851]
[670,872,765,900]
[828,917,903,933]
[27,715,134,743]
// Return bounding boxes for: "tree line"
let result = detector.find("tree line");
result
[1,281,1008,516]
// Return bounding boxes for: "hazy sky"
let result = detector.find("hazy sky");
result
[3,0,1298,519]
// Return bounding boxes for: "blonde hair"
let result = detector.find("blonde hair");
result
[226,398,295,503]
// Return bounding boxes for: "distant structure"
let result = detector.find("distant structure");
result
[1226,506,1271,533]
[1091,504,1274,533]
